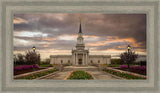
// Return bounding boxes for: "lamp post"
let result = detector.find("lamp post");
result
[127,45,131,71]
[32,46,36,71]
[32,46,36,52]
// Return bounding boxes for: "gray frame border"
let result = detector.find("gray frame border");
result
[0,0,159,93]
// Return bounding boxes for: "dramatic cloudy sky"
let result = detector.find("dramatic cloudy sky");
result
[13,13,146,60]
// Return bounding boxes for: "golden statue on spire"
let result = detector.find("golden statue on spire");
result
[79,17,81,23]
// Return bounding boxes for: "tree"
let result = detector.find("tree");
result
[37,54,41,65]
[45,58,50,63]
[14,53,25,65]
[14,54,18,65]
[17,53,25,63]
[25,50,39,65]
[120,50,138,70]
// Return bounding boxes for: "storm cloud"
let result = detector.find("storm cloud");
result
[13,13,146,59]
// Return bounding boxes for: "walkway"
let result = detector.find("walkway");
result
[37,66,120,80]
[88,71,119,80]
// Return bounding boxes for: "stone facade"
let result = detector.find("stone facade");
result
[50,55,111,65]
[89,55,111,65]
[50,55,72,65]
[50,19,111,65]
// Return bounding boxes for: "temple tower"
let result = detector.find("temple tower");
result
[72,18,89,66]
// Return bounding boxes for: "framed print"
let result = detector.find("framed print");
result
[0,0,160,93]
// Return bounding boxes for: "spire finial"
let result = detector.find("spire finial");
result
[79,17,81,23]
[79,17,82,33]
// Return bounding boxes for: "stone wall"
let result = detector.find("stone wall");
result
[89,55,111,65]
[50,55,111,65]
[50,55,72,65]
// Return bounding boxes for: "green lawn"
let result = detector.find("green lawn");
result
[106,64,121,67]
[107,64,139,67]
[39,64,53,67]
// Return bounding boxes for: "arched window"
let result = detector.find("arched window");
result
[68,60,70,63]
[61,60,63,64]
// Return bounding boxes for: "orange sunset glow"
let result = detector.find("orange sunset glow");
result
[14,13,146,61]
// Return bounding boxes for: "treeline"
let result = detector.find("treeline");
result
[14,50,40,65]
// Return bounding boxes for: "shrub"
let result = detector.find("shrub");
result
[120,65,128,69]
[111,59,122,64]
[120,65,146,75]
[120,65,146,71]
[14,64,39,71]
[34,64,39,68]
[140,61,146,66]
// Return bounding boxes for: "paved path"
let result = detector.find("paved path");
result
[38,66,120,80]
[87,71,119,80]
[36,71,71,80]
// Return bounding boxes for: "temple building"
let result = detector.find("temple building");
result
[50,19,111,65]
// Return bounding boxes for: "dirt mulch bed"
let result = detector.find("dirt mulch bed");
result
[116,68,146,75]
[14,68,45,76]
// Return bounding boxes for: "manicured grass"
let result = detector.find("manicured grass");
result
[14,69,58,79]
[107,64,139,67]
[39,64,53,67]
[106,64,121,67]
[103,69,146,79]
[67,71,94,80]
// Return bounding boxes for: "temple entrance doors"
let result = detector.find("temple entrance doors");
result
[78,59,82,65]
[78,54,83,65]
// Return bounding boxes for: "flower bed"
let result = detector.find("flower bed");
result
[103,68,146,79]
[119,65,146,75]
[14,68,58,79]
[67,71,94,80]
[14,64,41,75]
[14,64,39,71]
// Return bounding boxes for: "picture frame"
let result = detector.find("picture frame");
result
[0,0,159,93]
